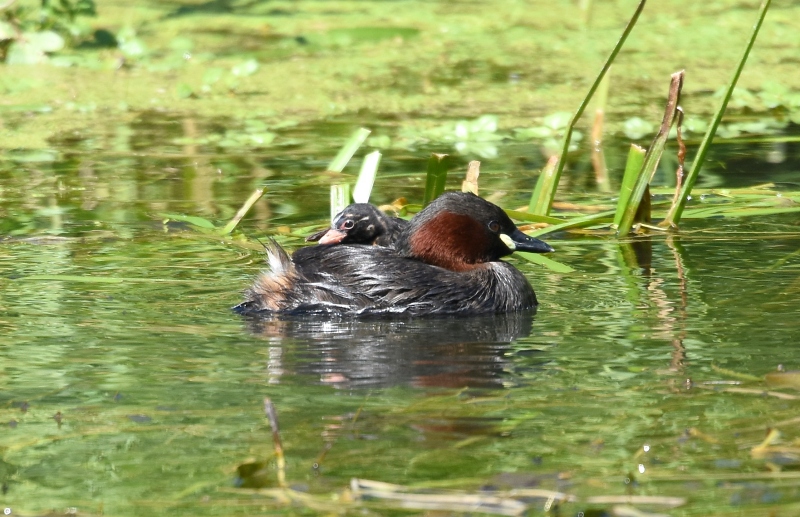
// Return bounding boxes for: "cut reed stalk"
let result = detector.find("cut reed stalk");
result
[462,160,480,195]
[353,150,381,203]
[617,71,684,236]
[528,0,647,215]
[660,0,772,227]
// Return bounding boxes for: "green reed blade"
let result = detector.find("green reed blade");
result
[504,209,566,226]
[617,71,684,236]
[353,150,381,203]
[527,209,617,238]
[687,206,800,219]
[220,187,266,235]
[161,213,217,230]
[528,156,558,215]
[422,153,449,206]
[661,0,772,227]
[528,0,647,215]
[613,145,646,227]
[330,183,351,222]
[517,252,575,274]
[327,128,371,172]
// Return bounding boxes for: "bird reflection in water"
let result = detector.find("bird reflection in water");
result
[241,311,538,389]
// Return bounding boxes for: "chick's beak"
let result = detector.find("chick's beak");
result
[501,229,554,254]
[305,228,328,242]
[316,229,348,245]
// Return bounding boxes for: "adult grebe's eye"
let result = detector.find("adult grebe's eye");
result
[342,219,355,230]
[488,221,501,233]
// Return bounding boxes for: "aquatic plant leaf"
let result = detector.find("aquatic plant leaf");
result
[528,156,559,215]
[5,149,60,162]
[330,184,351,222]
[504,209,564,226]
[613,145,647,227]
[623,117,655,140]
[117,27,147,58]
[246,132,276,146]
[202,67,224,85]
[618,71,684,235]
[661,0,772,227]
[328,128,371,172]
[528,0,646,215]
[175,83,194,99]
[7,40,47,65]
[0,21,14,40]
[517,252,575,273]
[324,27,420,46]
[422,153,449,206]
[470,115,498,133]
[528,210,616,238]
[160,213,217,230]
[36,31,65,52]
[232,59,259,77]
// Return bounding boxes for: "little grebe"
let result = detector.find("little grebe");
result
[235,192,553,316]
[306,203,408,246]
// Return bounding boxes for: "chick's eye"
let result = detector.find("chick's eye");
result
[342,219,355,230]
[488,221,501,233]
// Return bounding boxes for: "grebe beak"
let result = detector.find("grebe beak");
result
[316,229,348,245]
[501,229,554,254]
[306,228,328,242]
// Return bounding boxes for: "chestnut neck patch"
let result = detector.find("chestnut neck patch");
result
[408,212,491,272]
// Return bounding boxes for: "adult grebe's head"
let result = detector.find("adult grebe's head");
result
[395,192,553,272]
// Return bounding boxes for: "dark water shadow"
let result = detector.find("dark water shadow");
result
[241,311,538,389]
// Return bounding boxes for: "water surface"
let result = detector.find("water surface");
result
[2,120,799,515]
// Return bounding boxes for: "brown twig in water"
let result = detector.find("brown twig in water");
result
[263,398,286,487]
[585,495,686,508]
[222,187,266,235]
[666,108,686,227]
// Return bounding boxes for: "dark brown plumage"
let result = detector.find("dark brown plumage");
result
[235,192,553,316]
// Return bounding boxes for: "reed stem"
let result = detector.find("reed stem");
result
[661,0,772,227]
[528,0,647,215]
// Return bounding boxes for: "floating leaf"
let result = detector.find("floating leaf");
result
[175,83,194,99]
[623,116,655,139]
[0,20,15,41]
[232,59,259,77]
